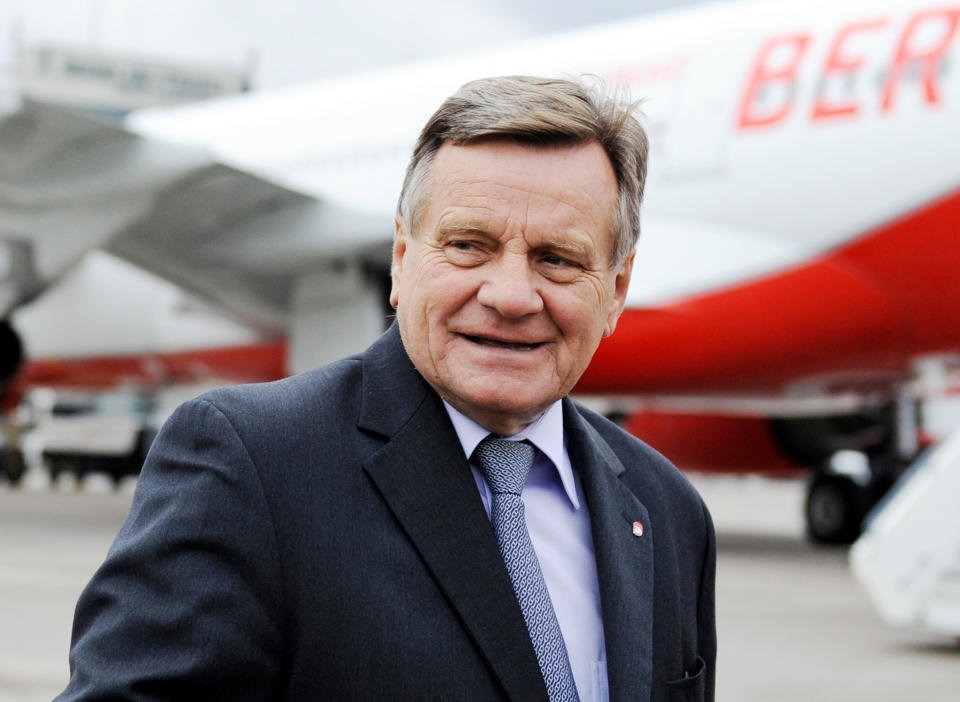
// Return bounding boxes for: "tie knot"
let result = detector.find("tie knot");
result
[473,438,536,495]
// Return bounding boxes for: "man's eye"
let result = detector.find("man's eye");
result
[538,253,583,282]
[542,254,573,267]
[446,241,487,264]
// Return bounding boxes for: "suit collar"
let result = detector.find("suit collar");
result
[564,399,654,702]
[357,324,430,438]
[443,398,580,511]
[358,327,653,702]
[359,325,549,702]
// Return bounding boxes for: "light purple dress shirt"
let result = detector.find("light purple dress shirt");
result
[443,400,610,702]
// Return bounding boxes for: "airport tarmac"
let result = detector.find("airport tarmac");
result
[0,474,956,701]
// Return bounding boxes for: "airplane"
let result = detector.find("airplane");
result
[0,0,958,543]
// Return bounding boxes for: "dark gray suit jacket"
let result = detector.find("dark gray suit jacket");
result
[58,325,715,702]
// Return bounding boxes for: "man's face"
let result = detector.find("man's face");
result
[391,140,633,435]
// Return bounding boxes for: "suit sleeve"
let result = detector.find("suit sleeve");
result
[56,398,285,701]
[698,499,717,702]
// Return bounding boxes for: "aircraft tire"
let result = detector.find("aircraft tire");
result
[0,449,25,485]
[805,474,868,545]
[0,319,23,392]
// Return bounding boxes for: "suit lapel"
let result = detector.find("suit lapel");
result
[358,327,548,702]
[565,399,654,702]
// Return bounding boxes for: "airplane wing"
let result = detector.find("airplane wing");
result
[0,100,206,313]
[0,100,393,334]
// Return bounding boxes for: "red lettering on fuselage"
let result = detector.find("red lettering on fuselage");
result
[609,57,690,87]
[737,34,810,128]
[738,7,960,130]
[881,8,960,111]
[812,18,889,120]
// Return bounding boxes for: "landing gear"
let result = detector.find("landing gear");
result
[804,448,901,545]
[772,402,915,545]
[0,447,25,485]
[805,474,871,545]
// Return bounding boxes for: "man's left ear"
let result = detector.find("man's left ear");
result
[602,252,634,338]
[389,215,408,309]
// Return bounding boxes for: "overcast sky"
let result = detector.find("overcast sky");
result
[0,0,716,89]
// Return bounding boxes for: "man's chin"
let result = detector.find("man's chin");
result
[447,388,559,434]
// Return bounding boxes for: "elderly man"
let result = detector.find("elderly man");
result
[58,76,715,702]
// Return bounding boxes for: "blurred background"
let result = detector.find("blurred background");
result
[0,0,958,700]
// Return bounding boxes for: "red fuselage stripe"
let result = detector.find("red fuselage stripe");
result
[579,186,960,394]
[13,340,287,392]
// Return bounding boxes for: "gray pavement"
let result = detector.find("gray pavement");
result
[0,474,957,701]
[694,476,959,701]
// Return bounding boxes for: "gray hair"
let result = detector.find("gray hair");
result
[396,75,648,268]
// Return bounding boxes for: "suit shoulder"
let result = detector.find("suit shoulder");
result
[187,356,363,429]
[573,401,671,467]
[574,401,704,506]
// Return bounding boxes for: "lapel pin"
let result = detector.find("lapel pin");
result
[632,521,644,537]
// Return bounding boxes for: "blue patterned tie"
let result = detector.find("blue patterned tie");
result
[473,438,580,702]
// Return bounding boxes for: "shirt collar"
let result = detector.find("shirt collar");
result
[442,399,580,510]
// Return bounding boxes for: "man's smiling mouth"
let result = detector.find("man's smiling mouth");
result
[461,334,543,351]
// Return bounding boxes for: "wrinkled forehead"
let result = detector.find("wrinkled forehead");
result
[420,140,619,252]
[430,141,617,215]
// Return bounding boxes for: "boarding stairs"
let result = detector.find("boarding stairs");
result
[850,425,960,638]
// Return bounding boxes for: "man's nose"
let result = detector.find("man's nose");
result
[475,257,544,318]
